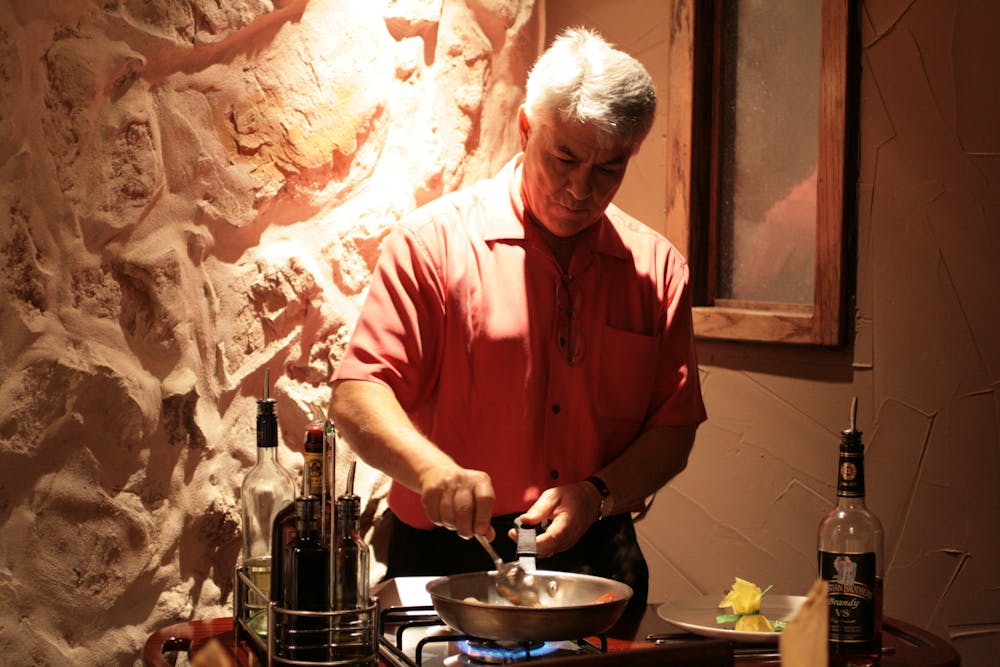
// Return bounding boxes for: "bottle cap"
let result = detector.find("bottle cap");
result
[837,397,867,498]
[304,422,324,453]
[337,461,361,519]
[840,397,863,449]
[336,494,361,519]
[256,398,278,448]
[295,495,320,521]
[256,369,278,448]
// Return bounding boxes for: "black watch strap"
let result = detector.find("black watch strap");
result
[584,476,611,520]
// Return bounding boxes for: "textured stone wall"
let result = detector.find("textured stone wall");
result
[0,1,538,664]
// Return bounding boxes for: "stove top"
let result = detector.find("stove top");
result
[374,577,607,666]
[371,577,734,667]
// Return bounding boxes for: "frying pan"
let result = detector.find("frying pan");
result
[425,570,632,641]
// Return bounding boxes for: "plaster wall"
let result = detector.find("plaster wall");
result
[545,3,1000,667]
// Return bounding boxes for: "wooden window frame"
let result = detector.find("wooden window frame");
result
[683,0,857,346]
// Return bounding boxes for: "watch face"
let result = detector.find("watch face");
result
[840,462,857,481]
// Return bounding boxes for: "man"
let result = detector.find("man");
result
[329,27,705,608]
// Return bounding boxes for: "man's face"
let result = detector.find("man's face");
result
[518,106,636,238]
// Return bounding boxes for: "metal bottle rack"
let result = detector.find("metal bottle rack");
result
[234,564,378,666]
[236,396,376,665]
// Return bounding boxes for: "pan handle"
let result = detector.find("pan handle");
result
[513,518,539,571]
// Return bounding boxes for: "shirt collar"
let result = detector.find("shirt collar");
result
[482,153,629,260]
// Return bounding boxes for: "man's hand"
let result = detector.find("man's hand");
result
[420,464,496,540]
[331,379,497,539]
[507,423,699,557]
[509,481,600,558]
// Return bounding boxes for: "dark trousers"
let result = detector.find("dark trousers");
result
[382,511,649,612]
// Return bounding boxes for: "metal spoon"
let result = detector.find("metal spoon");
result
[475,534,540,607]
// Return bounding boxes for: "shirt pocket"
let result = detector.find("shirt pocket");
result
[596,324,660,422]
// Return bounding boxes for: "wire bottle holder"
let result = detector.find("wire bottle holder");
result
[234,564,378,666]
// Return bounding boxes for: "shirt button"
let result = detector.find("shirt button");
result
[550,470,559,480]
[551,404,561,414]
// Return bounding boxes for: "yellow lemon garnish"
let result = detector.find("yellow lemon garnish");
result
[735,613,773,632]
[718,577,764,615]
[717,577,780,633]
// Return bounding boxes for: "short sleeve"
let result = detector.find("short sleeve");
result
[333,224,446,411]
[646,255,707,427]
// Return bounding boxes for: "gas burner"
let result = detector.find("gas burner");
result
[456,639,561,664]
[374,579,608,667]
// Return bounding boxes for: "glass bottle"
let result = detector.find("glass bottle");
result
[817,398,885,666]
[240,370,296,613]
[333,462,369,611]
[271,415,332,604]
[279,496,331,662]
[303,418,325,498]
[303,414,336,541]
[270,467,306,606]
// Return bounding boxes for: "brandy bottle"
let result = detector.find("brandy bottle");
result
[817,398,885,666]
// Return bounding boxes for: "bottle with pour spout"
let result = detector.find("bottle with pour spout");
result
[334,461,369,611]
[240,369,296,623]
[817,397,885,666]
[328,461,372,663]
[275,493,331,661]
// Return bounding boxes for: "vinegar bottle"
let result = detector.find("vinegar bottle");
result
[817,398,885,666]
[329,461,371,663]
[333,461,370,611]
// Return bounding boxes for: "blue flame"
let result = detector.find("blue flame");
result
[456,639,562,662]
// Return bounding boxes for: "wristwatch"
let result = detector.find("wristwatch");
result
[584,476,612,521]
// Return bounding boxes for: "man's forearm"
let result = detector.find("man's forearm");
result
[328,379,455,494]
[594,423,698,515]
[329,378,497,537]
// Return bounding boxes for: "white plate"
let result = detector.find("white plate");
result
[657,594,806,644]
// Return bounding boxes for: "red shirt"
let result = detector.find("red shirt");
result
[335,155,706,529]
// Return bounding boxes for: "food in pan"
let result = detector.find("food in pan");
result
[460,591,616,607]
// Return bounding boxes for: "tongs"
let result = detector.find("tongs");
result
[475,520,542,606]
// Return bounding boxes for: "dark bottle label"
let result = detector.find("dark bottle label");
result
[820,551,879,643]
[837,432,865,498]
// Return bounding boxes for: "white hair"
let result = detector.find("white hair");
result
[524,27,657,149]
